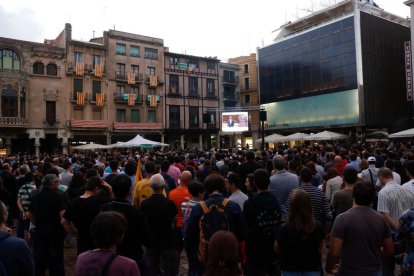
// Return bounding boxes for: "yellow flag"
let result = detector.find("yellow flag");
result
[134,159,143,186]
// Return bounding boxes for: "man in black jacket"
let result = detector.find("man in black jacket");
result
[243,168,282,276]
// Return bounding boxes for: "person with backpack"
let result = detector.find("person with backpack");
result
[243,169,282,276]
[185,173,247,273]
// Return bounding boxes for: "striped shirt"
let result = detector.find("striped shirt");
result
[17,183,36,211]
[286,184,332,222]
[377,181,414,227]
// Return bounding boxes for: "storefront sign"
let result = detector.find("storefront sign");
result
[405,41,412,101]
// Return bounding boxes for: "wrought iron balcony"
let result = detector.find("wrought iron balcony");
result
[0,117,28,127]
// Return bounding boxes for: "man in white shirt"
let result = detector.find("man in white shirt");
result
[225,173,248,211]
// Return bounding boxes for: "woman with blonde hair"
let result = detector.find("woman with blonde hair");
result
[275,189,324,276]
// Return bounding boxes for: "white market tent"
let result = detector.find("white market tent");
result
[119,134,168,148]
[274,132,309,142]
[255,133,285,143]
[304,130,348,141]
[72,143,107,150]
[389,128,414,138]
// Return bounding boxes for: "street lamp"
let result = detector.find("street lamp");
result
[259,108,267,150]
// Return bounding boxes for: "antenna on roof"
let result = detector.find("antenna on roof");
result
[113,24,115,30]
[93,31,95,38]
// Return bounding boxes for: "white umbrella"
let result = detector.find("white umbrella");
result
[389,128,414,138]
[73,143,107,150]
[275,132,309,142]
[255,133,285,143]
[119,134,168,148]
[102,142,124,149]
[305,130,348,141]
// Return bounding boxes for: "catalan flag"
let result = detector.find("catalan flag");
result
[76,92,85,105]
[149,75,157,87]
[128,72,136,85]
[128,93,135,106]
[96,93,104,107]
[76,63,84,76]
[134,158,143,184]
[149,95,157,107]
[95,64,103,78]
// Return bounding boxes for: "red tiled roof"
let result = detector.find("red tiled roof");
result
[71,120,108,128]
[113,122,163,130]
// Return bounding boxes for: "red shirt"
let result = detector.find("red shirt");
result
[169,186,192,228]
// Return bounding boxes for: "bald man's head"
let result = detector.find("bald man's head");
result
[180,171,192,187]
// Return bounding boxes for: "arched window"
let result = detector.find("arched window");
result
[46,63,58,76]
[0,49,21,70]
[1,85,18,117]
[33,62,44,75]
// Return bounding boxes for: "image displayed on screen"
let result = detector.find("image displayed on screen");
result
[221,112,249,132]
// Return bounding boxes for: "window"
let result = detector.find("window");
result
[169,74,179,93]
[92,110,102,120]
[169,105,180,128]
[244,78,250,90]
[223,70,235,83]
[33,62,44,74]
[130,46,139,57]
[144,48,158,60]
[207,62,215,70]
[188,59,198,69]
[116,109,126,122]
[74,52,83,63]
[131,65,139,74]
[116,63,125,79]
[92,80,101,100]
[74,109,83,120]
[1,86,18,117]
[46,64,58,76]
[224,87,236,99]
[147,67,155,76]
[131,109,140,123]
[189,77,198,96]
[148,88,156,95]
[117,85,126,94]
[0,49,20,70]
[206,79,215,96]
[131,86,139,95]
[148,110,156,123]
[46,101,56,125]
[74,78,83,92]
[92,55,101,66]
[169,57,178,65]
[20,89,26,118]
[244,94,250,104]
[244,64,249,74]
[189,107,199,128]
[116,43,126,55]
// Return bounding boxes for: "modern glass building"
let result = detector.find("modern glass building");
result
[258,0,411,135]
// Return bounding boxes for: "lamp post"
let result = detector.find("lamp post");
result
[259,108,266,150]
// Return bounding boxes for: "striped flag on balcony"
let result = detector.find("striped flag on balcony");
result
[128,72,136,84]
[149,95,157,107]
[95,64,103,77]
[76,92,85,105]
[96,93,104,107]
[128,93,135,106]
[75,63,84,76]
[149,75,157,87]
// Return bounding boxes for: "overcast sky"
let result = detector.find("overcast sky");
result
[0,0,409,61]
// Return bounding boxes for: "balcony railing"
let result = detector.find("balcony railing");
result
[223,93,237,101]
[188,88,199,97]
[114,93,143,104]
[0,117,28,127]
[43,120,59,128]
[115,71,127,81]
[222,76,239,84]
[169,120,182,129]
[70,91,89,105]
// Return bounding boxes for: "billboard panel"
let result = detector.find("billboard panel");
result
[221,112,249,132]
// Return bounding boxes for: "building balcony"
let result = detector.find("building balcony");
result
[113,122,163,131]
[0,117,28,127]
[70,91,89,106]
[145,75,163,87]
[205,90,217,99]
[114,93,143,105]
[115,71,127,82]
[223,93,238,101]
[43,120,60,128]
[67,62,104,77]
[222,76,239,85]
[188,89,199,97]
[146,95,161,107]
[169,120,182,129]
[0,68,29,80]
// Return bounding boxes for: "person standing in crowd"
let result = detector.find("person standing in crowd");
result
[59,160,73,187]
[66,172,86,200]
[326,181,394,275]
[28,174,66,276]
[269,155,299,217]
[169,171,192,273]
[167,156,181,186]
[238,151,262,192]
[325,168,342,204]
[16,170,36,240]
[244,169,282,276]
[286,167,332,231]
[226,173,248,211]
[276,190,324,276]
[0,200,34,275]
[332,167,358,216]
[402,160,414,193]
[174,156,185,172]
[75,212,141,276]
[1,163,17,227]
[61,176,113,255]
[133,161,161,207]
[141,174,178,276]
[244,173,257,198]
[345,152,361,172]
[160,160,176,193]
[203,230,242,276]
[396,207,414,276]
[101,174,151,272]
[104,160,120,186]
[361,156,379,185]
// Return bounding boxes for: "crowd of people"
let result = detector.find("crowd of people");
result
[1,140,414,275]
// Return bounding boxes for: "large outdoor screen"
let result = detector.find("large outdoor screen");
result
[221,112,249,132]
